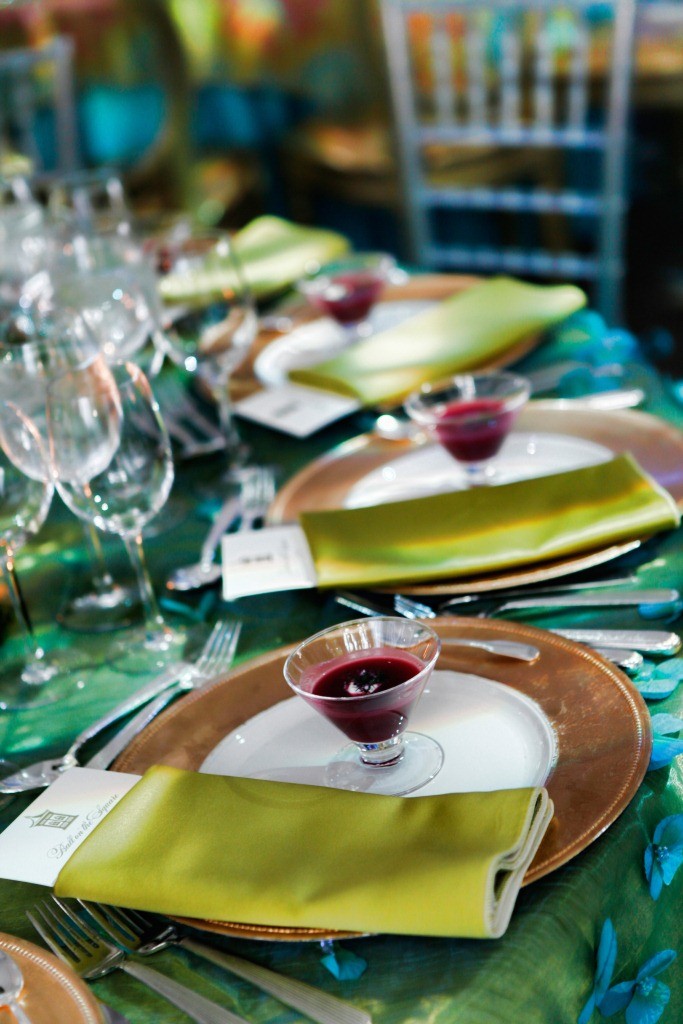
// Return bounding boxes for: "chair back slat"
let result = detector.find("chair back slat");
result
[499,14,522,130]
[0,37,79,174]
[379,0,637,324]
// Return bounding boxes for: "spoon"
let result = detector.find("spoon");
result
[0,950,34,1024]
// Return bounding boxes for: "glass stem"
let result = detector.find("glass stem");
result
[123,533,170,648]
[216,382,238,445]
[0,551,50,683]
[83,521,115,594]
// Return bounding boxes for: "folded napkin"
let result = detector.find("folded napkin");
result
[290,276,586,405]
[232,215,350,299]
[299,454,680,589]
[55,765,552,939]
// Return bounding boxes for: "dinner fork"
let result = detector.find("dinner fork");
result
[85,618,242,770]
[27,897,250,1024]
[156,376,227,459]
[167,465,276,591]
[79,902,372,1024]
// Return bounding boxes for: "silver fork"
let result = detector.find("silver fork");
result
[156,376,227,459]
[79,902,372,1024]
[167,466,276,592]
[0,620,241,793]
[27,897,250,1024]
[85,618,242,770]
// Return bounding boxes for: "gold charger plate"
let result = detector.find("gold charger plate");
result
[113,618,651,942]
[231,273,543,401]
[0,932,104,1024]
[268,401,683,595]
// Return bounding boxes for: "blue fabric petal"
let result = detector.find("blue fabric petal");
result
[652,658,683,680]
[648,736,683,771]
[650,714,683,735]
[600,980,636,1016]
[639,601,683,622]
[635,674,679,701]
[653,814,683,847]
[595,920,618,1001]
[320,945,368,981]
[625,980,671,1024]
[635,951,677,981]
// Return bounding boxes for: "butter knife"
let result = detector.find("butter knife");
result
[552,629,681,655]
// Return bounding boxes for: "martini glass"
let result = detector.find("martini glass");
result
[404,371,531,486]
[284,616,442,796]
[297,252,397,340]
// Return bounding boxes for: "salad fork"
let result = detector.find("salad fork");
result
[27,897,249,1024]
[79,902,372,1024]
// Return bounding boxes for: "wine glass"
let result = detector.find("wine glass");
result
[0,306,139,632]
[297,252,397,340]
[46,167,133,238]
[46,356,178,654]
[0,176,51,303]
[404,371,531,486]
[0,402,72,710]
[284,616,442,796]
[152,230,258,463]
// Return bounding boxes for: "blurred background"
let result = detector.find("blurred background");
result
[1,0,683,364]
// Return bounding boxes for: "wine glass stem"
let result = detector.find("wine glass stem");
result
[122,533,170,647]
[0,551,48,679]
[83,521,115,593]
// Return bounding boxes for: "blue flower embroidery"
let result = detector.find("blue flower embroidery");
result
[319,941,367,981]
[648,714,683,771]
[644,815,683,900]
[599,950,677,1024]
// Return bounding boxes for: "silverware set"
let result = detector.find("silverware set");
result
[167,465,276,592]
[28,897,371,1024]
[0,619,241,796]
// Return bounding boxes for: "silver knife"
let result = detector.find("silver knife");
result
[498,588,679,611]
[552,629,681,655]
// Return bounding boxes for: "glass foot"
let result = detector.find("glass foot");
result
[324,732,444,796]
[57,583,140,633]
[0,651,89,712]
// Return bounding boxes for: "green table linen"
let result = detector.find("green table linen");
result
[289,277,586,405]
[232,215,350,299]
[55,765,552,940]
[300,454,681,588]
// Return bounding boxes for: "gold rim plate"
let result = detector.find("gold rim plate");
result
[114,619,651,942]
[268,402,683,595]
[0,932,104,1024]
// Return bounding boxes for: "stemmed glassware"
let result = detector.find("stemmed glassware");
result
[0,307,140,632]
[0,403,73,710]
[46,168,134,239]
[151,230,258,464]
[297,252,397,341]
[284,616,442,796]
[46,355,178,655]
[404,371,531,486]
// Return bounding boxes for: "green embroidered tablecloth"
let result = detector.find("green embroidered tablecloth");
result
[0,329,681,1024]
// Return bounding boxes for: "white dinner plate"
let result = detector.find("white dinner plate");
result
[200,669,557,798]
[253,299,435,387]
[345,430,613,507]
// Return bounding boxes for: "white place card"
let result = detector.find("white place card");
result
[234,383,360,437]
[0,768,140,887]
[221,523,317,600]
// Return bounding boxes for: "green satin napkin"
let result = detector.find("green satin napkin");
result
[232,214,350,299]
[289,276,586,405]
[55,765,552,939]
[299,454,680,589]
